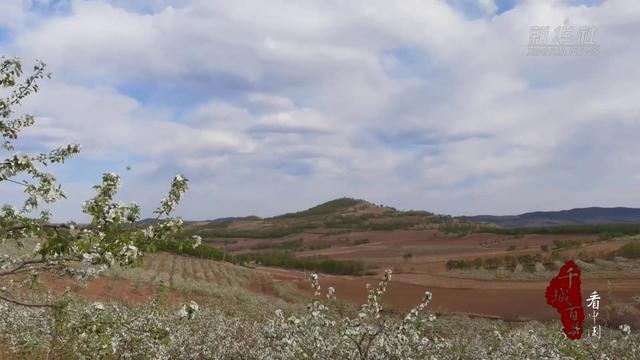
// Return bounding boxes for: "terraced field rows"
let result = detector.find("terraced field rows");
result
[108,252,272,293]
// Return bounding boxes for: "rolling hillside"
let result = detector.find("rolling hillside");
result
[181,200,640,238]
[180,198,471,240]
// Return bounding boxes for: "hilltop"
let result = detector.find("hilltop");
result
[181,197,470,240]
[147,202,640,234]
[274,198,391,218]
[181,200,640,240]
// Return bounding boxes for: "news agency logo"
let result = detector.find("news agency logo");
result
[528,23,599,56]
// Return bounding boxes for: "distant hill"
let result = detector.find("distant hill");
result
[138,218,163,225]
[461,207,640,228]
[208,216,261,222]
[138,218,203,225]
[273,198,392,219]
[181,197,460,239]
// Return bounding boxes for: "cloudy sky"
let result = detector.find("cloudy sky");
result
[1,0,639,221]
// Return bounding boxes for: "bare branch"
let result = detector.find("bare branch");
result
[0,292,53,308]
[0,258,74,277]
[2,178,29,187]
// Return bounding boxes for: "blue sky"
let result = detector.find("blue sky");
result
[1,0,640,222]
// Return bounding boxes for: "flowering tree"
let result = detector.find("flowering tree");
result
[0,56,197,309]
[264,270,442,359]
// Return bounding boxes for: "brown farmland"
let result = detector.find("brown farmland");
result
[219,227,640,322]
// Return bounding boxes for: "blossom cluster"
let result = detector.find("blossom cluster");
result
[0,57,197,307]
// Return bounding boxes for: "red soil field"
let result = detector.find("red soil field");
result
[34,229,639,323]
[262,266,640,321]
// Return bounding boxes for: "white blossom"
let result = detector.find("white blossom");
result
[191,235,202,248]
[144,226,154,239]
[620,324,632,336]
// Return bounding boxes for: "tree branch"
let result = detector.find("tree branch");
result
[0,258,74,277]
[0,258,47,276]
[2,178,29,187]
[0,292,53,308]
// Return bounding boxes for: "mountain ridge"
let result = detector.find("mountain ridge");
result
[460,206,640,228]
[142,198,640,229]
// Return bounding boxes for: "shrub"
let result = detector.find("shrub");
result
[350,238,370,246]
[307,243,332,251]
[517,254,536,265]
[482,257,500,269]
[616,240,640,259]
[446,260,458,270]
[553,239,581,250]
[504,255,516,269]
[446,259,471,270]
[243,253,367,275]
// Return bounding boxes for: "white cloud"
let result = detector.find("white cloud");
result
[0,1,27,28]
[1,0,639,220]
[478,0,497,15]
[247,93,294,110]
[251,109,335,134]
[21,81,255,161]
